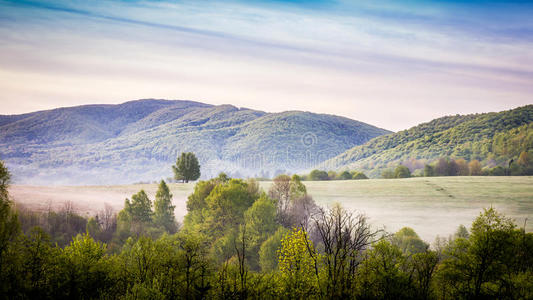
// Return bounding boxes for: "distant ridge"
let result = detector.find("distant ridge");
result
[324,105,533,177]
[0,99,390,184]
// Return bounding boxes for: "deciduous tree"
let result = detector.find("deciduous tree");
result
[173,152,201,183]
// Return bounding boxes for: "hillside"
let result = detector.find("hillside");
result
[324,105,533,177]
[0,99,390,184]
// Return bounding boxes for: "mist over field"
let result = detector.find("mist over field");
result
[10,177,533,242]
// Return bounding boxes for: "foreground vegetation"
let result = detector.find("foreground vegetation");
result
[2,160,533,299]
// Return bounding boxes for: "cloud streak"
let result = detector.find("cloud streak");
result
[0,0,532,131]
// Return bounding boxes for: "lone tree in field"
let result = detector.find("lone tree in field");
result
[173,152,201,183]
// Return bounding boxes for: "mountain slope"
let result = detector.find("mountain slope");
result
[324,105,533,177]
[0,99,390,184]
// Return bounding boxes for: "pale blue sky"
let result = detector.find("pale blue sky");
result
[0,0,532,130]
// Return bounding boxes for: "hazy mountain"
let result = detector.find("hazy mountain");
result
[0,99,390,184]
[324,105,533,177]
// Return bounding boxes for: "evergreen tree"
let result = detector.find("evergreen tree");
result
[153,180,177,233]
[124,190,153,223]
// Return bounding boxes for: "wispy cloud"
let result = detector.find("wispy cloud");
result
[0,0,531,130]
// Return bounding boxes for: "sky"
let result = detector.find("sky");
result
[0,0,532,131]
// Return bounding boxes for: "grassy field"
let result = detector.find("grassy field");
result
[9,176,533,242]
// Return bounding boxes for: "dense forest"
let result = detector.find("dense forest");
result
[327,105,533,178]
[1,160,532,299]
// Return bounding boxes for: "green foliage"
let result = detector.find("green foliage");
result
[173,152,201,183]
[0,160,19,285]
[356,240,410,299]
[338,170,352,180]
[309,169,329,181]
[289,174,307,199]
[1,162,532,300]
[392,227,428,254]
[62,233,109,299]
[243,195,278,270]
[303,169,368,180]
[17,228,62,299]
[125,190,153,224]
[351,171,368,179]
[394,165,411,178]
[153,180,177,233]
[278,228,319,298]
[259,227,287,272]
[436,207,532,299]
[86,217,101,238]
[329,105,533,177]
[203,179,258,235]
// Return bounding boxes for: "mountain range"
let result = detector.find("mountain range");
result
[0,99,390,184]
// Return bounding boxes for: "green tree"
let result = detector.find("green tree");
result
[351,171,368,180]
[409,250,439,300]
[62,233,110,299]
[259,227,287,272]
[356,240,411,299]
[124,190,153,224]
[289,174,307,200]
[394,165,411,178]
[309,169,329,181]
[153,180,177,233]
[173,152,201,183]
[116,190,155,239]
[175,232,212,299]
[86,217,101,239]
[203,179,258,237]
[0,160,20,297]
[243,194,278,270]
[392,227,428,255]
[437,207,519,299]
[338,170,352,180]
[278,228,320,298]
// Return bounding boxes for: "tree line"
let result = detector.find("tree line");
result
[301,150,532,181]
[300,170,369,181]
[381,152,533,179]
[1,159,532,299]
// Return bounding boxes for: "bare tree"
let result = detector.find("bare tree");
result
[268,175,291,224]
[287,194,319,229]
[311,203,383,298]
[96,203,117,242]
[97,203,116,232]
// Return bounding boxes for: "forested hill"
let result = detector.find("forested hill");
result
[324,105,533,177]
[0,99,390,184]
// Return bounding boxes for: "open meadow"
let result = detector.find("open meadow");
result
[9,176,533,242]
